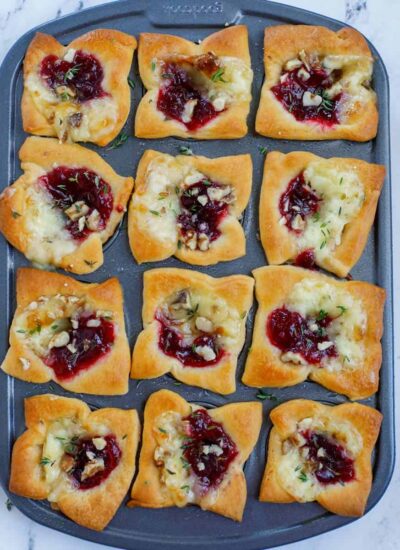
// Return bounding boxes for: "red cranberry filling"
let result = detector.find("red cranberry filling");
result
[294,249,317,270]
[301,429,355,485]
[157,62,219,131]
[183,409,238,491]
[177,180,230,248]
[68,434,121,490]
[40,50,106,102]
[272,62,342,125]
[280,172,320,233]
[44,313,115,380]
[39,166,113,241]
[267,307,337,365]
[156,314,223,368]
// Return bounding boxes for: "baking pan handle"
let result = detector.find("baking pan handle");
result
[147,0,242,27]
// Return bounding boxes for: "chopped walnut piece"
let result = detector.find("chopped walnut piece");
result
[68,112,83,128]
[60,454,75,472]
[86,209,101,231]
[81,457,105,481]
[92,437,107,451]
[49,331,70,348]
[65,201,90,221]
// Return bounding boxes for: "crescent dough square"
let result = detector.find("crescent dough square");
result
[255,25,378,141]
[131,268,254,394]
[259,399,382,516]
[260,151,385,277]
[1,267,130,395]
[128,150,252,265]
[9,394,140,531]
[22,30,136,146]
[0,137,134,274]
[242,266,385,400]
[129,389,262,521]
[135,26,252,139]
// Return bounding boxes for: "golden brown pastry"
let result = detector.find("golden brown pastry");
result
[242,266,385,400]
[22,29,136,145]
[0,137,133,274]
[9,393,140,531]
[259,151,385,276]
[260,399,382,516]
[129,389,262,521]
[256,25,378,141]
[128,150,252,265]
[135,26,253,138]
[131,268,254,394]
[1,268,130,395]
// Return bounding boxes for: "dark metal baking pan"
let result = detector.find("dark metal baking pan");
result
[0,0,393,549]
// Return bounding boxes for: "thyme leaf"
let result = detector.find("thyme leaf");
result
[210,68,226,82]
[256,389,278,402]
[84,259,96,267]
[107,132,129,150]
[298,471,308,482]
[178,146,193,156]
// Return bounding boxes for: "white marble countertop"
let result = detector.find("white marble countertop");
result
[0,0,398,549]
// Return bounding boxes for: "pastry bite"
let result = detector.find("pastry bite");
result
[260,399,382,516]
[9,393,140,531]
[1,268,130,395]
[256,25,378,141]
[0,137,133,274]
[260,151,385,277]
[131,268,254,394]
[242,266,385,400]
[135,26,253,138]
[128,150,252,265]
[22,29,136,145]
[129,389,262,521]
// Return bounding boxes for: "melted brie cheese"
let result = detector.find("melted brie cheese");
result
[14,294,113,359]
[42,417,110,501]
[133,154,219,246]
[162,287,243,352]
[281,52,374,124]
[204,56,252,107]
[155,54,252,113]
[42,417,82,491]
[25,71,118,142]
[278,415,362,501]
[297,160,364,259]
[154,411,196,506]
[285,279,366,371]
[322,54,374,111]
[24,181,76,265]
[192,289,242,347]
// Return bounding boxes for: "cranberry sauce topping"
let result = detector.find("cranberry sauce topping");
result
[267,307,338,365]
[177,180,231,250]
[40,50,106,102]
[271,60,342,125]
[68,434,121,490]
[280,172,320,233]
[39,166,113,241]
[301,429,355,485]
[44,313,115,380]
[156,314,223,368]
[157,62,219,131]
[183,409,238,492]
[294,249,317,270]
